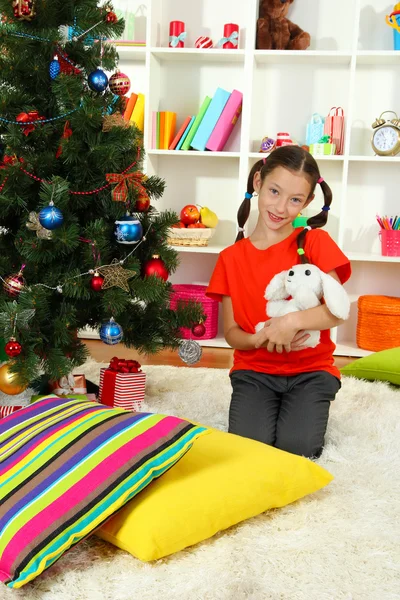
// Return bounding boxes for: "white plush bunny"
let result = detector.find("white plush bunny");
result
[255,263,350,349]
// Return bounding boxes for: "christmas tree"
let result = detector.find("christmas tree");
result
[0,0,203,392]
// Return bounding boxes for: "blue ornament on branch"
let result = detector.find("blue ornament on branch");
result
[49,57,60,80]
[88,68,108,92]
[114,216,143,245]
[100,317,123,345]
[38,202,64,230]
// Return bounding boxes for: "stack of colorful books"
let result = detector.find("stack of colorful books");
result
[152,87,243,151]
[123,92,145,132]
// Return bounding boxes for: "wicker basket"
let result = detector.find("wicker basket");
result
[357,295,400,351]
[170,284,219,340]
[167,227,216,247]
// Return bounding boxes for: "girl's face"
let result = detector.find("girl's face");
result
[253,166,314,233]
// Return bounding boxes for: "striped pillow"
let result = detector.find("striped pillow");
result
[0,396,208,588]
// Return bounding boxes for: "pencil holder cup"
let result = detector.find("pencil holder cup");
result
[379,229,400,256]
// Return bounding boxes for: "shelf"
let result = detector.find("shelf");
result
[254,50,352,65]
[356,51,400,65]
[334,341,372,358]
[348,155,400,162]
[346,252,400,263]
[248,152,345,161]
[168,244,227,254]
[198,336,229,349]
[147,150,240,158]
[116,46,146,61]
[150,48,246,63]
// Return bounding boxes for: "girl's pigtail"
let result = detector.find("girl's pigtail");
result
[296,177,333,262]
[236,159,264,242]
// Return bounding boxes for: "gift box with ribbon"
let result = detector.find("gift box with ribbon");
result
[49,373,87,396]
[0,405,23,419]
[99,357,146,411]
[309,135,336,156]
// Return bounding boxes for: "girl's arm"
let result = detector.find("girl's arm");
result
[254,270,346,351]
[222,296,310,351]
[222,296,257,350]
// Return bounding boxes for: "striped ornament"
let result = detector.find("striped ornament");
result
[195,36,213,49]
[99,368,146,411]
[0,396,208,588]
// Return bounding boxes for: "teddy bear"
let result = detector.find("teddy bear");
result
[256,0,311,51]
[255,264,350,349]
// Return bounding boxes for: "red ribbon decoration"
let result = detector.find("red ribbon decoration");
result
[16,110,45,135]
[56,120,73,159]
[105,171,148,203]
[108,356,142,373]
[100,357,142,407]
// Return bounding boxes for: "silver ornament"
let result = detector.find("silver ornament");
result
[178,339,202,365]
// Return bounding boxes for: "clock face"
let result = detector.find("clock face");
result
[373,126,399,153]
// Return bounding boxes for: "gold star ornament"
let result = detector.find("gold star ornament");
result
[97,259,136,292]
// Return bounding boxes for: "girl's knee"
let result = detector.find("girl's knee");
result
[275,434,324,459]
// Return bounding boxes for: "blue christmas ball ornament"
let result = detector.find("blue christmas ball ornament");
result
[100,317,123,345]
[38,204,64,230]
[88,68,109,92]
[49,58,60,80]
[114,216,143,245]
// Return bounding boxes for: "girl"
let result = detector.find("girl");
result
[206,146,351,459]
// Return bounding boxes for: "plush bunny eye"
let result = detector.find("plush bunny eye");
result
[305,269,311,276]
[288,270,294,276]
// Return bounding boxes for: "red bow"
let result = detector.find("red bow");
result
[0,155,24,169]
[106,171,148,203]
[109,357,142,373]
[16,111,45,136]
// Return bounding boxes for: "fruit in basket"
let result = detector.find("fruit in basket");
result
[199,206,218,228]
[172,221,186,228]
[180,205,200,225]
[187,223,206,228]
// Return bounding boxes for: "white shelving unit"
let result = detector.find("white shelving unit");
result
[111,0,400,358]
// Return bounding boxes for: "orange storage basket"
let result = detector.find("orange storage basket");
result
[357,295,400,351]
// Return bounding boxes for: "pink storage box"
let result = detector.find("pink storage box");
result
[170,284,219,340]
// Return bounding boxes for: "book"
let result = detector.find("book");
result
[156,112,160,149]
[151,111,157,149]
[176,116,195,150]
[130,93,145,132]
[169,116,192,150]
[181,96,212,151]
[159,112,166,149]
[164,111,177,149]
[123,92,138,121]
[191,88,231,151]
[206,90,243,152]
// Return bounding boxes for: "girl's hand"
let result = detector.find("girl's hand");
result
[252,315,309,353]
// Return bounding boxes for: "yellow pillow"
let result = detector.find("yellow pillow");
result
[96,428,333,561]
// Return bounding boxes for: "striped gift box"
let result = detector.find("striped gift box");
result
[0,405,23,418]
[99,367,146,411]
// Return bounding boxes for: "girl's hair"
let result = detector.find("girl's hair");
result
[236,146,333,263]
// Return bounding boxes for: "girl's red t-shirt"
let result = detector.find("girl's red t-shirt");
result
[206,228,351,379]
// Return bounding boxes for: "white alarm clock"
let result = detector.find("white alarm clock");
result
[371,111,400,156]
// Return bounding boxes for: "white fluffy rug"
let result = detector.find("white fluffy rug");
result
[2,362,400,600]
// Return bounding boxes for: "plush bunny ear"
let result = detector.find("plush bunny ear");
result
[265,271,289,301]
[320,272,350,320]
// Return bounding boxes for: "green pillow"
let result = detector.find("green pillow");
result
[341,347,400,386]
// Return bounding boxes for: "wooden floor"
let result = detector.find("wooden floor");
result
[84,340,355,369]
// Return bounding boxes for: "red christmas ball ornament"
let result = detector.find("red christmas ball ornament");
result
[109,72,131,96]
[90,273,104,291]
[5,338,22,357]
[3,266,25,297]
[106,10,118,23]
[143,255,168,281]
[192,322,206,337]
[135,195,150,212]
